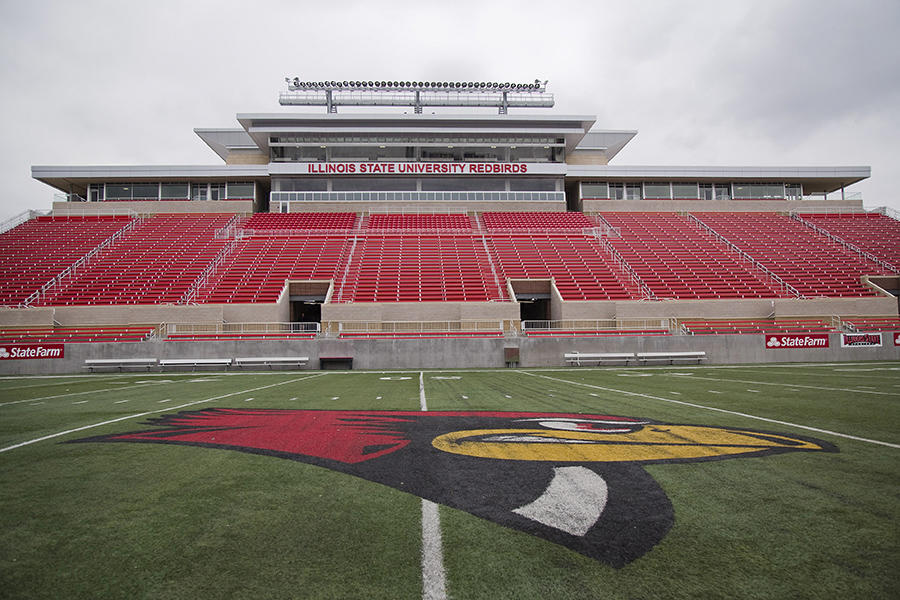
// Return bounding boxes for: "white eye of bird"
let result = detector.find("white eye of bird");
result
[515,418,647,433]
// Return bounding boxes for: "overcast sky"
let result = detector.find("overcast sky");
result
[1,0,898,221]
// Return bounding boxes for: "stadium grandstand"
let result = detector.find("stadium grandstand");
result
[3,78,898,372]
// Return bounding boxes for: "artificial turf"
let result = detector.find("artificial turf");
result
[0,363,897,599]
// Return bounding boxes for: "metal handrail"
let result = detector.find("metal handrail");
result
[685,213,802,298]
[790,212,899,274]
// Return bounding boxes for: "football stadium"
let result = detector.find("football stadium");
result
[1,80,898,599]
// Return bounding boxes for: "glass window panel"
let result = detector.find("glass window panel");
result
[625,184,642,200]
[106,184,131,199]
[609,183,624,200]
[131,183,158,199]
[643,183,670,198]
[509,178,558,192]
[582,182,608,198]
[226,182,254,198]
[699,184,713,201]
[160,183,189,199]
[672,183,698,199]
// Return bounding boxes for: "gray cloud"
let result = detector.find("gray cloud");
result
[1,0,898,222]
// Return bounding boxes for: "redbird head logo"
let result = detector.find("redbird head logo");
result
[72,409,836,567]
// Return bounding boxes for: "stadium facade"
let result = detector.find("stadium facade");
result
[2,79,898,372]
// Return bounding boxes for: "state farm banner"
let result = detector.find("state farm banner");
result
[894,332,900,346]
[0,344,65,360]
[841,332,883,348]
[271,162,568,176]
[764,334,829,349]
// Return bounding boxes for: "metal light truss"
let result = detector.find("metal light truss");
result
[279,78,553,114]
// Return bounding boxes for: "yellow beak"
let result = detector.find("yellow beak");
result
[431,425,827,462]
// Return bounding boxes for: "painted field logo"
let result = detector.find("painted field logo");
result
[0,344,65,360]
[765,334,829,349]
[72,409,836,567]
[841,332,883,348]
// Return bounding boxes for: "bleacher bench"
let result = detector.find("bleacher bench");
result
[636,351,707,365]
[84,358,158,372]
[564,352,635,366]
[233,356,309,369]
[158,358,233,370]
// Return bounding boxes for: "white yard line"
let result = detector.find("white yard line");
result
[0,373,326,454]
[0,381,179,408]
[419,371,448,600]
[664,374,900,397]
[521,371,900,449]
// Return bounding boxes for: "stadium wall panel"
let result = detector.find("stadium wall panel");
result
[2,334,898,375]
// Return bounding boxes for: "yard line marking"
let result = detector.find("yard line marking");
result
[747,389,761,393]
[73,401,88,404]
[289,397,298,401]
[0,374,326,454]
[520,372,900,449]
[113,400,130,404]
[707,390,721,394]
[663,374,900,397]
[419,371,448,600]
[0,381,179,408]
[158,399,171,403]
[244,397,254,402]
[669,391,681,395]
[29,402,44,406]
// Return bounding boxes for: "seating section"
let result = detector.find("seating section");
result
[0,216,133,305]
[602,213,787,299]
[694,213,891,297]
[0,325,155,343]
[244,212,357,230]
[681,318,836,335]
[5,211,895,308]
[486,234,638,300]
[481,211,594,230]
[800,213,900,268]
[842,317,900,331]
[39,214,232,306]
[336,234,504,302]
[198,234,351,303]
[365,213,473,230]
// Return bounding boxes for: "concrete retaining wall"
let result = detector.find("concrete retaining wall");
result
[2,333,897,375]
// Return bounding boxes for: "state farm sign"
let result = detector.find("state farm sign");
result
[894,332,900,346]
[841,333,883,348]
[765,334,829,349]
[0,344,65,360]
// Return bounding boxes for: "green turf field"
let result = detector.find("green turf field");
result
[1,363,898,599]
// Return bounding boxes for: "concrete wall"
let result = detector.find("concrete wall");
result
[2,331,897,375]
[581,199,865,213]
[321,300,518,324]
[52,201,253,215]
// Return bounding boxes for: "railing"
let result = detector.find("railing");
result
[789,213,899,274]
[333,236,360,303]
[0,209,51,236]
[521,318,673,333]
[478,232,510,301]
[874,206,900,221]
[685,213,803,298]
[161,322,321,338]
[18,214,146,308]
[271,191,564,204]
[180,242,245,305]
[323,320,505,336]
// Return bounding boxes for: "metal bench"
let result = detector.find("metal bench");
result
[564,352,635,366]
[635,351,707,365]
[84,358,158,372]
[159,358,233,370]
[233,356,309,369]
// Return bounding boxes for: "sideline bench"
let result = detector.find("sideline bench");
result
[233,356,309,369]
[564,352,635,366]
[636,351,707,365]
[159,358,233,370]
[84,358,158,372]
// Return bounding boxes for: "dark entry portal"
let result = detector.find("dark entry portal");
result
[519,298,550,322]
[291,301,321,323]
